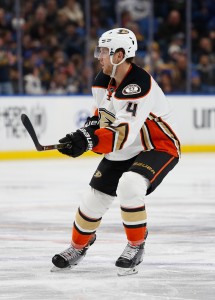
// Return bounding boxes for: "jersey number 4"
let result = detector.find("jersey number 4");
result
[126,102,138,116]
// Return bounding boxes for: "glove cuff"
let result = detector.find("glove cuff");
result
[84,116,100,129]
[78,128,98,150]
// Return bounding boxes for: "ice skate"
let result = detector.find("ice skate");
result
[115,231,148,276]
[51,234,96,272]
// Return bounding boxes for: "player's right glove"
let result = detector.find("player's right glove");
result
[58,127,98,158]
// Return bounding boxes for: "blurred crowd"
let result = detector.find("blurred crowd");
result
[0,0,214,95]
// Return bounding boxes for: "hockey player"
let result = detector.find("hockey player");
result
[51,28,180,276]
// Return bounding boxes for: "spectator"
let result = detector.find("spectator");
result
[118,0,150,21]
[120,10,133,28]
[48,72,68,94]
[209,29,215,56]
[0,7,12,31]
[29,6,49,41]
[192,0,212,37]
[36,47,52,90]
[158,70,174,94]
[62,22,85,57]
[0,36,15,95]
[143,42,167,77]
[67,56,84,93]
[191,25,200,64]
[168,44,183,63]
[22,0,35,21]
[197,37,215,63]
[55,11,70,36]
[157,10,185,54]
[90,0,114,37]
[173,53,187,92]
[59,0,84,28]
[46,0,58,24]
[24,67,43,94]
[191,70,202,93]
[196,54,215,93]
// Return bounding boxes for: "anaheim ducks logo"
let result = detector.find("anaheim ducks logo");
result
[122,84,141,95]
[117,29,129,34]
[94,170,102,178]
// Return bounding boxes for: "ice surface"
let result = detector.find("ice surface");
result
[0,154,215,300]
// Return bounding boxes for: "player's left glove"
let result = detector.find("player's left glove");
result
[58,127,98,158]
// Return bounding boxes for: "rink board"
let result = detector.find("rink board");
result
[0,95,215,159]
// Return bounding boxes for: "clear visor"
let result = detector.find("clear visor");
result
[94,47,110,58]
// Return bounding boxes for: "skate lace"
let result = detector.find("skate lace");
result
[59,246,82,261]
[120,244,140,260]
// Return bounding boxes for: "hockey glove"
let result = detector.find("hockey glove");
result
[58,127,98,158]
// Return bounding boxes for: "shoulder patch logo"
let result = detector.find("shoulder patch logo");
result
[122,84,141,95]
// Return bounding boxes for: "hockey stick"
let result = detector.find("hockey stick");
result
[21,114,69,151]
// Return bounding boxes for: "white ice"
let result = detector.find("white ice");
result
[0,153,215,300]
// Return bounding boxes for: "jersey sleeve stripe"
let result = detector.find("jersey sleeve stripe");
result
[155,120,181,156]
[140,129,147,150]
[143,122,155,149]
[112,123,129,150]
[149,113,181,156]
[93,108,99,116]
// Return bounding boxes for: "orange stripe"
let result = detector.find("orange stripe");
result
[72,225,93,248]
[124,226,147,245]
[150,156,174,184]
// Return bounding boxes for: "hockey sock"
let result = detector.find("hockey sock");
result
[121,205,147,246]
[71,207,102,249]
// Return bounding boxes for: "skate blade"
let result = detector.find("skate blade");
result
[116,265,139,276]
[50,265,75,273]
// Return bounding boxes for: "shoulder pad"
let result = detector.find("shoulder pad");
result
[115,64,151,99]
[93,71,110,89]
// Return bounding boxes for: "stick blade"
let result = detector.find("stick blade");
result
[21,114,71,152]
[21,113,43,151]
[21,113,28,126]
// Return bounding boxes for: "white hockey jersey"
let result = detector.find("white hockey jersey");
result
[91,63,180,161]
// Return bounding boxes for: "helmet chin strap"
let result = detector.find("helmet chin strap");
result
[110,55,127,78]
